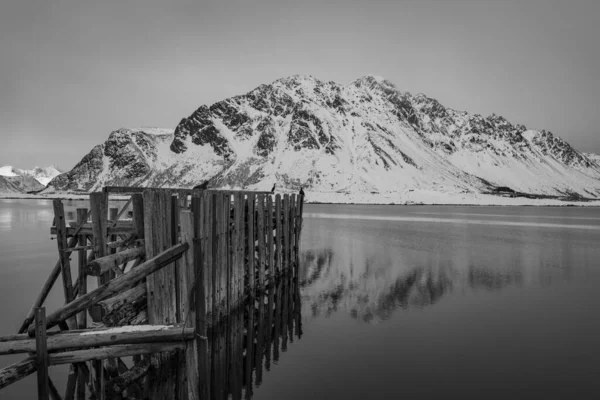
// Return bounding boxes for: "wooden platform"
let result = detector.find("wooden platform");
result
[0,187,304,400]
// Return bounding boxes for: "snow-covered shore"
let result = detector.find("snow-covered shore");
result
[2,190,600,207]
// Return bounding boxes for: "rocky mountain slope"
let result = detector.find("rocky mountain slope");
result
[0,165,60,194]
[44,75,600,201]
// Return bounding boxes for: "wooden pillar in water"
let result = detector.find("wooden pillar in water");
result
[264,195,274,370]
[35,307,49,400]
[143,189,180,400]
[52,200,75,307]
[180,210,200,400]
[255,195,265,385]
[90,192,108,400]
[76,208,88,400]
[192,194,210,400]
[245,193,255,397]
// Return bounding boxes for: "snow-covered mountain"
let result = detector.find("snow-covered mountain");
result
[45,75,600,201]
[0,165,61,194]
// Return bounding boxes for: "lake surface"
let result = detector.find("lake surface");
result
[2,200,600,399]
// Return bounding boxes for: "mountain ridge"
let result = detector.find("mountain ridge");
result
[0,165,61,194]
[43,74,600,202]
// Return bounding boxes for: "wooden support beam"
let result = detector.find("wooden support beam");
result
[76,208,88,400]
[50,225,133,236]
[90,192,109,260]
[50,342,186,365]
[143,190,177,324]
[76,209,88,331]
[0,325,194,355]
[35,308,49,400]
[96,284,146,316]
[27,243,189,336]
[53,200,75,305]
[85,247,145,277]
[0,356,37,390]
[191,195,211,400]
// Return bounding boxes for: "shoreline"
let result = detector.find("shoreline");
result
[2,192,600,207]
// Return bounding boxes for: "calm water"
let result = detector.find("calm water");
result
[2,200,600,399]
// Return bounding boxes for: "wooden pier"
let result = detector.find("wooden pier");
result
[0,187,304,399]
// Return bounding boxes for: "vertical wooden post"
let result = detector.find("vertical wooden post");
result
[254,195,265,385]
[274,195,282,278]
[132,193,144,240]
[35,307,49,400]
[264,195,274,370]
[247,193,255,292]
[171,195,181,322]
[90,192,108,400]
[283,194,290,276]
[245,193,256,396]
[76,209,87,400]
[192,195,210,400]
[257,195,266,290]
[143,189,179,400]
[180,210,199,400]
[52,200,75,305]
[281,195,290,350]
[144,189,176,323]
[75,209,88,328]
[288,195,296,339]
[131,193,144,367]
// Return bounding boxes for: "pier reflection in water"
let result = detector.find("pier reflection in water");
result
[208,273,301,400]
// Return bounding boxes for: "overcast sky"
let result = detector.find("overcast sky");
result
[1,0,598,170]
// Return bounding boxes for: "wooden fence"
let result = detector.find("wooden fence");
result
[0,188,304,400]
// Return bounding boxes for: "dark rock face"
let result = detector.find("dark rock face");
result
[170,106,233,159]
[255,118,277,157]
[50,144,105,191]
[529,130,592,168]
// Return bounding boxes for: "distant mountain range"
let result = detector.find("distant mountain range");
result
[41,75,600,202]
[0,165,62,194]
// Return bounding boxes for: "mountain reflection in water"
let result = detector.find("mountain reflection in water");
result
[297,245,552,323]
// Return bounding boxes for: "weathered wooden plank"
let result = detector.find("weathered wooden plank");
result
[234,193,245,400]
[266,195,273,284]
[274,194,282,278]
[96,284,146,316]
[0,356,37,390]
[247,193,255,292]
[212,193,225,400]
[288,194,296,339]
[27,243,188,335]
[86,247,144,277]
[49,342,186,365]
[35,308,49,400]
[51,225,133,236]
[90,192,109,259]
[143,190,176,325]
[131,193,144,239]
[180,211,200,400]
[76,210,88,400]
[281,257,289,352]
[204,193,213,322]
[265,197,275,371]
[53,200,75,305]
[191,196,210,400]
[257,194,266,291]
[254,290,265,386]
[0,326,193,355]
[76,209,88,331]
[283,194,290,276]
